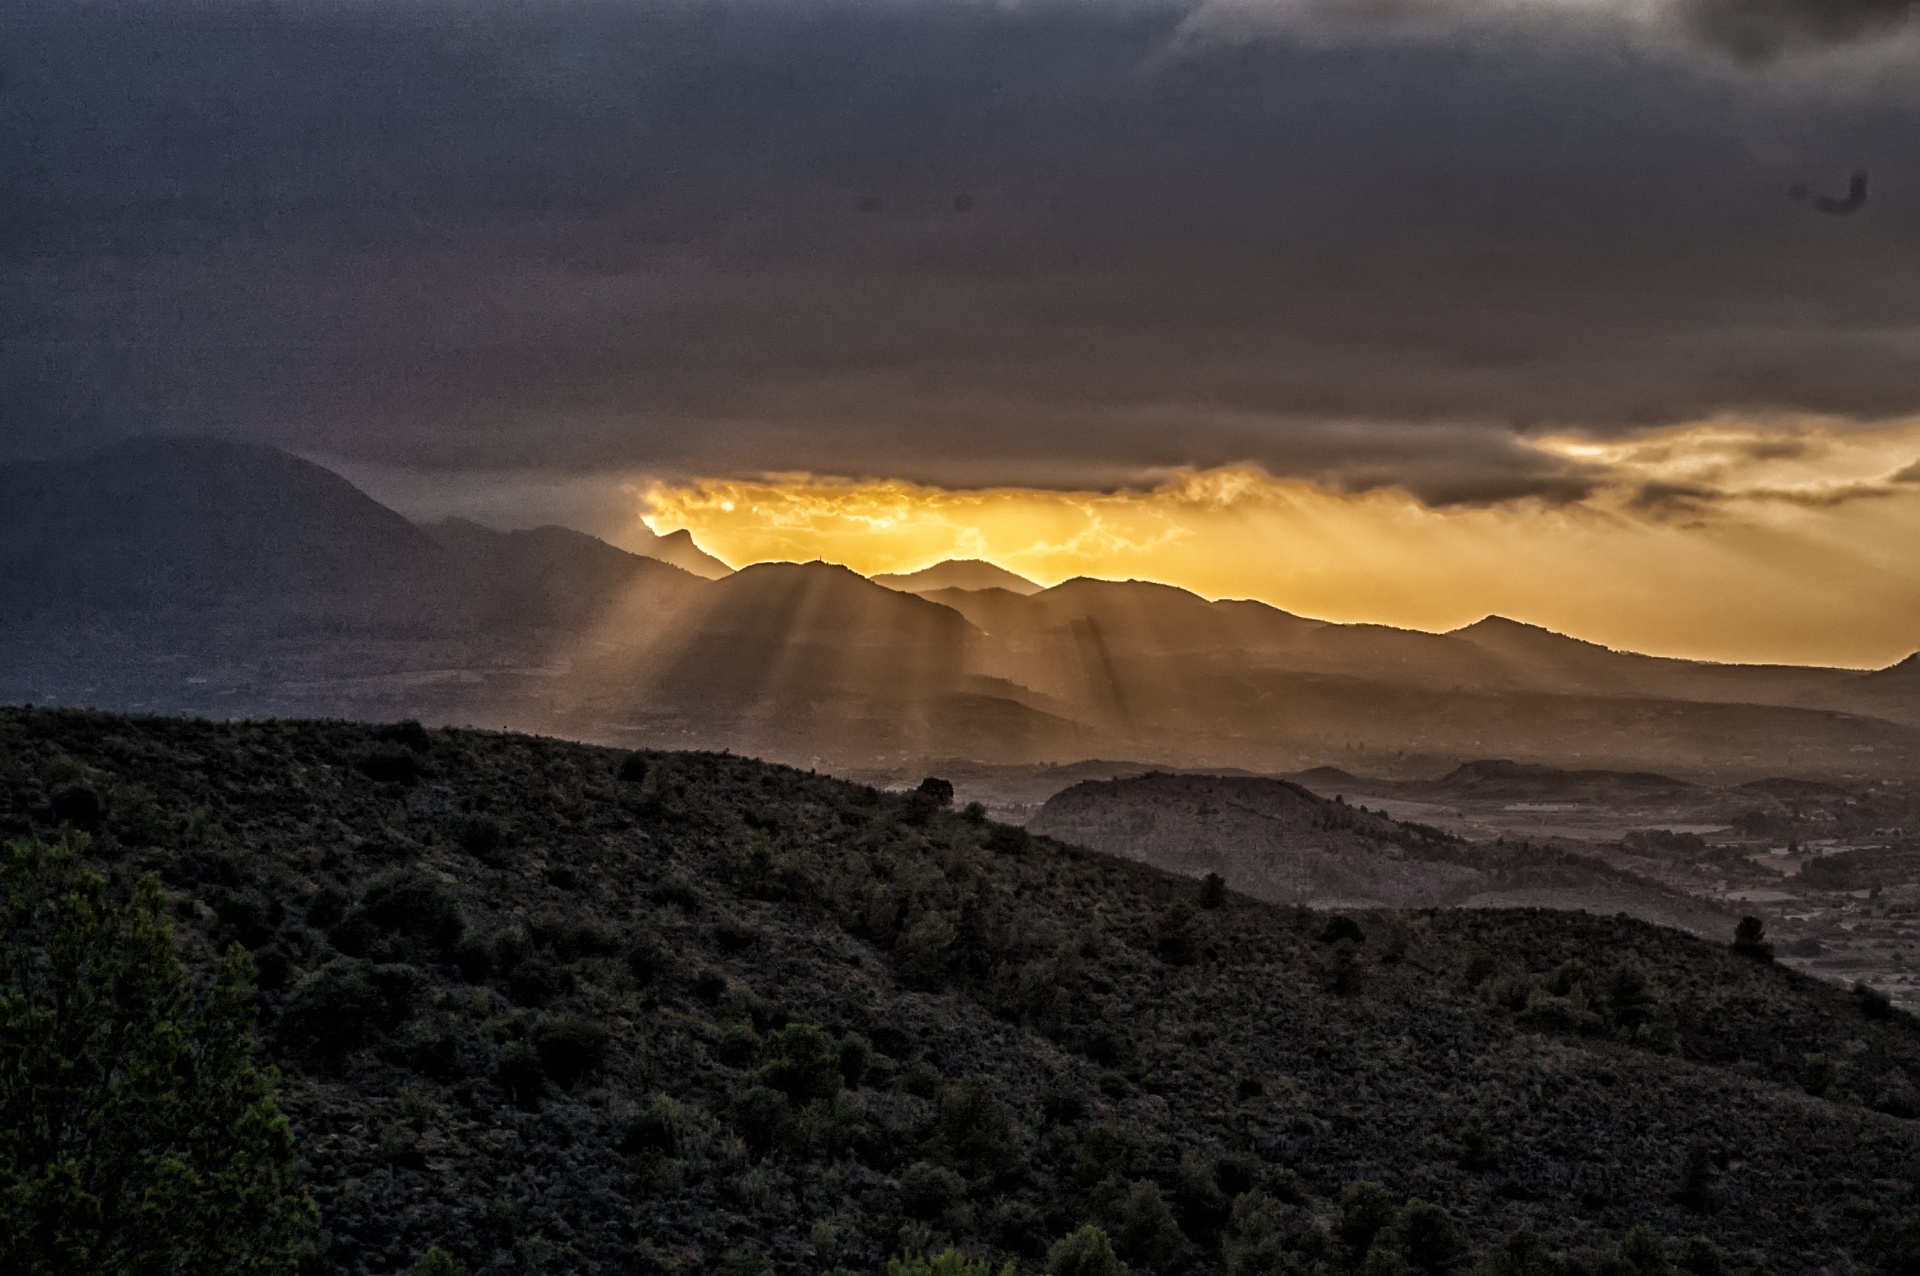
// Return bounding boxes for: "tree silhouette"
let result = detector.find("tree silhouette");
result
[0,839,314,1275]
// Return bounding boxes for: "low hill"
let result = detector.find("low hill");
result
[1026,773,1731,933]
[4,709,1918,1275]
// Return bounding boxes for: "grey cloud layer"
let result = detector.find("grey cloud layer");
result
[4,0,1920,504]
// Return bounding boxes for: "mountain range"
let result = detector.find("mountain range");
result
[3,436,1916,781]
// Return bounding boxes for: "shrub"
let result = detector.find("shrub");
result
[409,1245,470,1276]
[1672,1144,1717,1212]
[1047,1225,1123,1276]
[1455,1115,1505,1173]
[1103,1178,1180,1270]
[452,935,493,983]
[0,841,316,1273]
[1326,940,1362,996]
[455,815,506,861]
[903,911,959,989]
[888,1249,1016,1276]
[354,870,465,950]
[1605,964,1658,1030]
[1471,1229,1558,1276]
[759,1022,843,1105]
[497,1040,545,1109]
[985,825,1029,855]
[1339,1181,1397,1258]
[717,1022,762,1068]
[49,782,103,831]
[374,719,433,751]
[733,1084,792,1156]
[718,1248,773,1276]
[533,1014,611,1088]
[1606,1225,1668,1276]
[618,752,650,783]
[621,1094,685,1157]
[306,884,350,929]
[506,957,571,1007]
[626,935,667,983]
[839,1032,872,1087]
[356,748,424,785]
[1733,916,1774,961]
[1199,872,1227,910]
[1318,915,1365,945]
[901,1160,969,1218]
[1155,902,1199,966]
[277,958,418,1066]
[1382,1199,1467,1276]
[1801,1052,1850,1101]
[937,1075,1021,1181]
[1856,980,1896,1021]
[1674,1235,1726,1276]
[918,776,956,805]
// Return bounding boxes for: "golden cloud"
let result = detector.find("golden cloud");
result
[635,418,1920,669]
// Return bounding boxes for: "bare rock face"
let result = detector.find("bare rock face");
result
[1030,772,1484,907]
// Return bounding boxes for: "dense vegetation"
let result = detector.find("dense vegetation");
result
[2,707,1918,1276]
[0,841,315,1274]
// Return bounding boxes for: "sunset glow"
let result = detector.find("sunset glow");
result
[639,418,1920,669]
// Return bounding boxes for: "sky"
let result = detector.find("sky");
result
[6,0,1920,666]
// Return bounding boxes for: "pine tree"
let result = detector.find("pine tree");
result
[0,839,315,1275]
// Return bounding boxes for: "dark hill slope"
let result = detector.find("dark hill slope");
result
[1027,773,1731,934]
[0,436,458,627]
[4,708,1920,1276]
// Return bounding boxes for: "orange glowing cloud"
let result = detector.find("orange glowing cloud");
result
[634,418,1920,669]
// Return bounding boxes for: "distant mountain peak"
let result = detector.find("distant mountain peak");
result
[1449,614,1612,654]
[622,526,732,579]
[872,559,1042,595]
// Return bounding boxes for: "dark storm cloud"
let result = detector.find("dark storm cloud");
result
[4,0,1920,506]
[1680,0,1920,61]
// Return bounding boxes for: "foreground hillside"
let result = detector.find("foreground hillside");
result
[4,708,1920,1275]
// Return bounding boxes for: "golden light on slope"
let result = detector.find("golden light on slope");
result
[636,418,1920,669]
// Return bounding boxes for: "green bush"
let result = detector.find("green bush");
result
[532,1014,611,1088]
[1455,1115,1506,1173]
[497,1040,546,1109]
[733,1084,792,1156]
[717,1247,773,1276]
[1101,1178,1180,1270]
[888,1248,1015,1276]
[900,1160,968,1219]
[356,747,424,785]
[347,870,465,951]
[1469,1229,1559,1276]
[936,1074,1021,1181]
[1339,1182,1397,1259]
[1675,1235,1726,1276]
[1047,1224,1123,1276]
[409,1245,470,1276]
[621,1094,686,1157]
[1732,916,1773,961]
[0,840,315,1274]
[757,1022,842,1105]
[1154,903,1198,966]
[1378,1199,1467,1276]
[276,957,419,1066]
